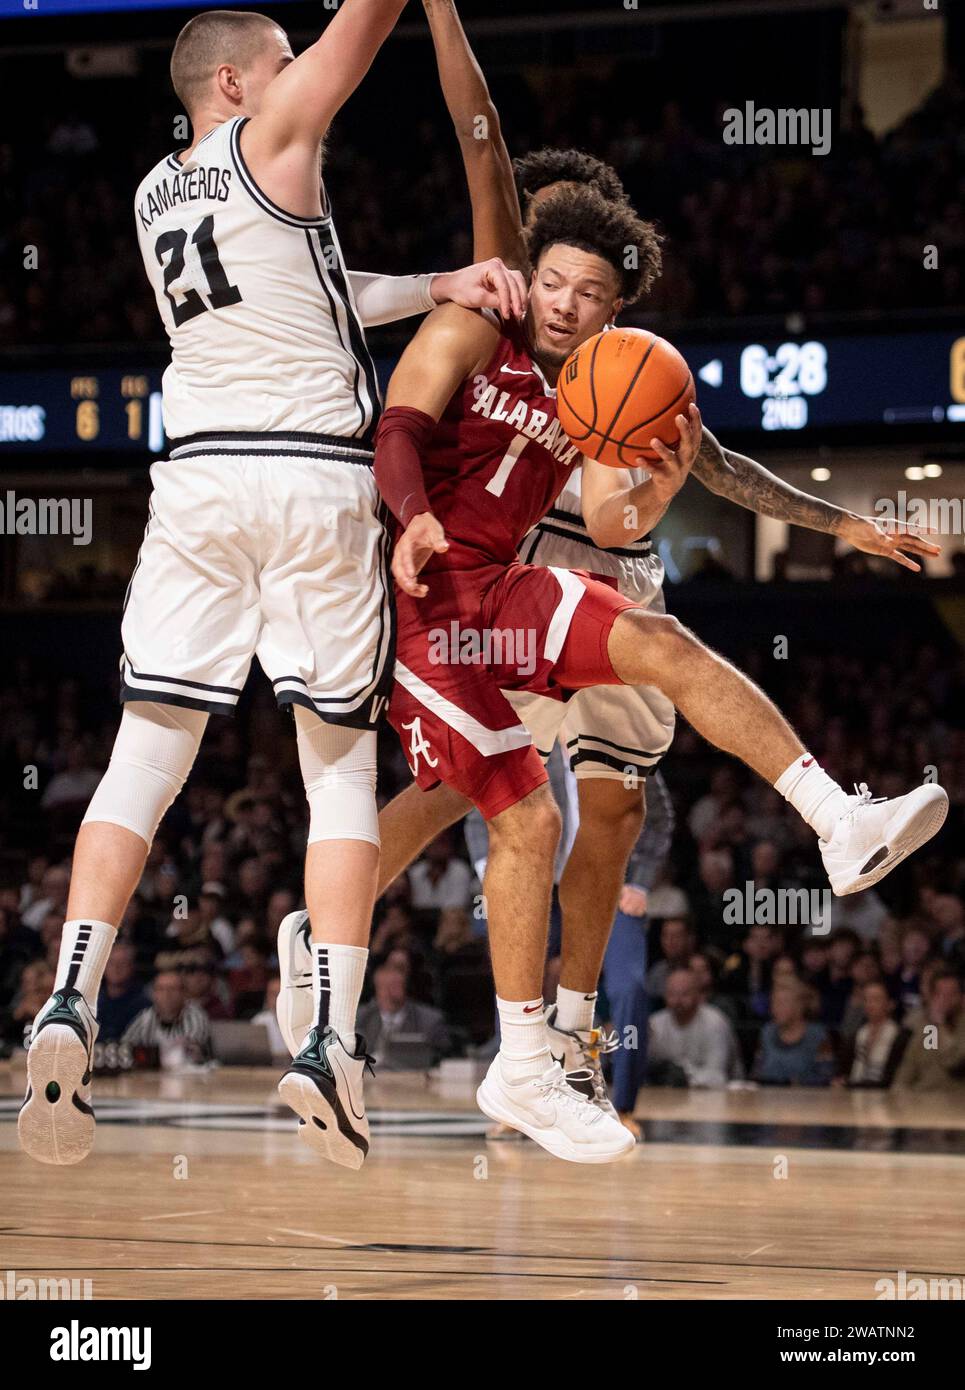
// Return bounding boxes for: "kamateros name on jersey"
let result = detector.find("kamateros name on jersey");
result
[138,166,232,231]
[471,381,580,466]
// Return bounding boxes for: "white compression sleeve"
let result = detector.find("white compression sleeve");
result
[294,705,379,846]
[347,270,438,327]
[82,701,207,846]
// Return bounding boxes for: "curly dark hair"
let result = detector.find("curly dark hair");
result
[525,184,663,304]
[513,147,628,205]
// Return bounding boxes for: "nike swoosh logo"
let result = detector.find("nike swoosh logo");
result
[802,757,815,767]
[332,1051,366,1122]
[499,365,532,376]
[523,1003,543,1014]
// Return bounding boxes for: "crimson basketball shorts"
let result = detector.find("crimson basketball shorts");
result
[389,560,638,819]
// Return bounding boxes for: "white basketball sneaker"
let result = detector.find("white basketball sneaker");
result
[278,1025,374,1171]
[821,782,948,896]
[18,988,98,1166]
[276,909,313,1057]
[476,1055,635,1164]
[545,1005,620,1119]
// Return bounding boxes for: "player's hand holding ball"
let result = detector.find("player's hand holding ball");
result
[393,512,449,598]
[642,400,702,503]
[557,324,701,502]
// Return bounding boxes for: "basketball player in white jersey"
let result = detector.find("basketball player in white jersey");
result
[18,3,527,1171]
[271,0,942,1125]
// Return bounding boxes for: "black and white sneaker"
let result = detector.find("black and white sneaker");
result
[276,910,313,1056]
[277,1025,374,1171]
[18,988,98,1166]
[545,1004,620,1120]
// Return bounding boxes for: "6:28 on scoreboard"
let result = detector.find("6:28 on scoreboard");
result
[678,328,965,434]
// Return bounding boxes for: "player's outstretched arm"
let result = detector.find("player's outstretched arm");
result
[251,0,407,155]
[375,305,500,597]
[581,403,703,549]
[347,260,526,327]
[423,0,526,267]
[692,427,941,572]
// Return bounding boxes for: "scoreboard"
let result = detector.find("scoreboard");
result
[0,0,301,14]
[678,328,965,436]
[1,328,963,456]
[0,369,165,453]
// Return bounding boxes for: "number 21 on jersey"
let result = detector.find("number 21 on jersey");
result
[154,214,242,326]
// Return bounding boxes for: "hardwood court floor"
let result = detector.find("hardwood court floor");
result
[2,1061,964,1300]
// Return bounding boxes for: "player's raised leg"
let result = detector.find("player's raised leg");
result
[19,702,206,1165]
[608,608,948,893]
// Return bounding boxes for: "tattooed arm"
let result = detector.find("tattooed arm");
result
[691,428,940,572]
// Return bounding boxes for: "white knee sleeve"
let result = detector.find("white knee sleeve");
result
[82,701,207,846]
[294,705,379,847]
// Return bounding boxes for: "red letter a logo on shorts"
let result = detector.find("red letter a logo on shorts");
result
[401,716,438,775]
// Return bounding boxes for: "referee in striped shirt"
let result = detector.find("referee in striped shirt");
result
[122,970,212,1063]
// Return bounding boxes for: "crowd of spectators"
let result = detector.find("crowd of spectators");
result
[1,55,962,349]
[1,624,963,1105]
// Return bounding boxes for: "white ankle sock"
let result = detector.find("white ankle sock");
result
[54,919,116,1008]
[555,985,596,1034]
[497,995,552,1083]
[774,755,850,842]
[312,941,368,1053]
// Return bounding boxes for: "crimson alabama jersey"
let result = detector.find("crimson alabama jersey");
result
[414,317,582,571]
[387,315,641,819]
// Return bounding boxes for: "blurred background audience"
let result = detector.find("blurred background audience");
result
[1,617,961,1110]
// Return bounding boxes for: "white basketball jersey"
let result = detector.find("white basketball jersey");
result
[521,465,665,603]
[134,116,380,443]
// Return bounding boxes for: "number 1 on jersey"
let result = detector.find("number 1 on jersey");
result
[486,435,528,497]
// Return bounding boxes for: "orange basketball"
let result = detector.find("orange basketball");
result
[557,327,696,468]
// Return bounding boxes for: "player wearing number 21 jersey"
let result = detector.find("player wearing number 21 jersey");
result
[17,3,530,1174]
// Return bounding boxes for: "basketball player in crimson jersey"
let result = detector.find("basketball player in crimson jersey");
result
[270,3,942,1154]
[368,185,948,1162]
[364,0,943,1139]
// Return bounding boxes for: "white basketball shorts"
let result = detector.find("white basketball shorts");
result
[507,523,675,782]
[120,433,393,728]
